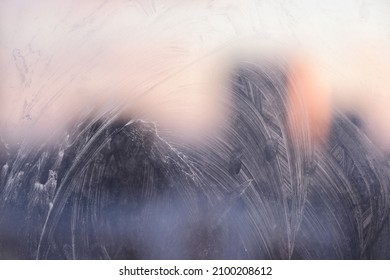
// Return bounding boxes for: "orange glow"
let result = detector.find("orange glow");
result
[287,56,332,150]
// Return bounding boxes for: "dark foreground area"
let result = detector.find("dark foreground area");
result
[1,63,389,259]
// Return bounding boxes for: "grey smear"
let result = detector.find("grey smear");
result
[1,61,389,259]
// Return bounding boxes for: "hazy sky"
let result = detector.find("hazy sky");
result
[1,0,389,144]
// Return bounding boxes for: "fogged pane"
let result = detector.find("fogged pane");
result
[1,0,390,259]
